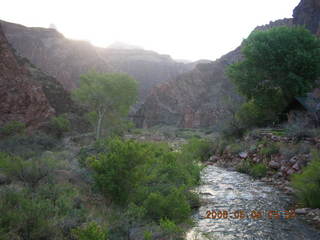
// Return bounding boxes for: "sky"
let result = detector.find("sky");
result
[0,0,301,61]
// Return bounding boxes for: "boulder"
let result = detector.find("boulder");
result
[269,160,281,169]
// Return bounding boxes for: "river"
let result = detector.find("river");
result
[186,165,320,240]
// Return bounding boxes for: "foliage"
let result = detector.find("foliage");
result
[249,163,268,179]
[181,138,213,162]
[85,138,200,225]
[0,152,57,188]
[237,160,268,179]
[0,121,26,137]
[0,184,83,240]
[260,143,279,158]
[143,230,152,240]
[0,132,59,158]
[72,222,108,240]
[291,151,320,208]
[72,72,138,139]
[236,160,252,174]
[228,26,320,126]
[235,100,275,128]
[226,143,245,155]
[49,115,71,138]
[160,218,183,240]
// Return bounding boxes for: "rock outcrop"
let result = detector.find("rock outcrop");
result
[1,20,193,101]
[293,0,320,36]
[0,23,74,129]
[135,19,293,128]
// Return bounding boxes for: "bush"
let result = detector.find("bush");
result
[292,151,320,208]
[236,101,274,128]
[72,222,108,240]
[0,121,26,137]
[143,187,191,223]
[226,143,245,155]
[160,218,183,240]
[181,138,213,162]
[0,152,57,188]
[260,143,279,158]
[236,160,252,174]
[84,138,201,225]
[237,160,268,179]
[49,115,71,138]
[249,163,268,179]
[0,132,59,158]
[0,184,83,240]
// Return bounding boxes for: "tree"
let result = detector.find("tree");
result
[72,72,138,139]
[228,26,320,125]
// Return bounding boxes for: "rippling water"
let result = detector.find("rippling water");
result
[186,165,320,240]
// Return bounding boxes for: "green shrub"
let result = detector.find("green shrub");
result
[49,115,71,138]
[236,101,272,128]
[181,138,213,162]
[249,163,268,179]
[227,143,244,155]
[0,184,83,240]
[0,132,58,157]
[143,187,191,223]
[84,138,201,225]
[0,121,26,137]
[72,222,108,240]
[160,218,183,240]
[88,138,151,204]
[260,143,279,158]
[237,160,268,179]
[0,152,57,188]
[236,160,252,174]
[143,230,152,240]
[292,151,320,208]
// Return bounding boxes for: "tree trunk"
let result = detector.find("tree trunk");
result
[96,108,105,140]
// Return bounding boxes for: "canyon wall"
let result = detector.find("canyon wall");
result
[1,21,193,101]
[0,23,75,129]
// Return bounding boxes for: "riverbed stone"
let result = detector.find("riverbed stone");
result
[269,160,281,169]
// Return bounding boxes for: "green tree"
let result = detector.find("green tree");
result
[72,72,138,140]
[228,26,320,125]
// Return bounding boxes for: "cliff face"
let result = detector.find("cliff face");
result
[293,0,320,36]
[0,24,74,129]
[135,19,293,128]
[1,21,193,100]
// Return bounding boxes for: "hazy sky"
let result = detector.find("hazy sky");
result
[1,0,301,61]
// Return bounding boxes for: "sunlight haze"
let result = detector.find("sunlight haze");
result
[1,0,301,61]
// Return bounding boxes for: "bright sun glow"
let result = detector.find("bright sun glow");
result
[0,0,301,61]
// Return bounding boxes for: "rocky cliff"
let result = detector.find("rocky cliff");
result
[0,23,74,129]
[293,0,320,36]
[1,20,193,100]
[135,19,293,128]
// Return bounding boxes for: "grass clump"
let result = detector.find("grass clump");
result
[0,121,26,137]
[237,160,268,179]
[260,143,279,158]
[291,151,320,208]
[49,115,71,138]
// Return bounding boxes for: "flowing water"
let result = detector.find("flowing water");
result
[186,165,320,240]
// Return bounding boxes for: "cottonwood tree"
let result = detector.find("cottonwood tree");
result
[72,72,138,139]
[228,26,320,126]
